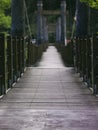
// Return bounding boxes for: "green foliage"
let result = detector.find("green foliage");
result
[0,0,11,11]
[80,0,98,9]
[0,0,11,31]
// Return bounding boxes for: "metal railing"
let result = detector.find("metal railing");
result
[0,33,28,95]
[55,42,74,67]
[73,36,98,94]
[0,33,48,96]
[27,40,48,66]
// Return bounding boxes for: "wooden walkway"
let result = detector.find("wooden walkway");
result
[0,46,98,130]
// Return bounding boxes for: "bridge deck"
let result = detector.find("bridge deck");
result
[0,46,98,130]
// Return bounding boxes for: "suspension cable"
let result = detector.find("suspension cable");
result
[24,0,32,38]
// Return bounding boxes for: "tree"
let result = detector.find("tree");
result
[0,0,11,31]
[80,0,98,9]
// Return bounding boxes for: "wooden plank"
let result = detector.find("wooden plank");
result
[0,46,98,130]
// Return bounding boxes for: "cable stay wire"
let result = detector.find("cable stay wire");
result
[24,0,32,38]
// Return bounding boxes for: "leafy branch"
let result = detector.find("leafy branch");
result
[80,0,98,9]
[0,0,11,31]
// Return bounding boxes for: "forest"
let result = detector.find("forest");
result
[0,0,98,34]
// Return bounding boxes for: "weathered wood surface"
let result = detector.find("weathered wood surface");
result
[0,46,98,130]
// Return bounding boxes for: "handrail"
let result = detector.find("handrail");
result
[0,33,48,96]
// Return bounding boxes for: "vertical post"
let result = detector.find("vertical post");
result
[43,17,48,43]
[11,0,25,37]
[46,25,49,43]
[56,17,61,43]
[61,0,66,45]
[37,0,43,44]
[56,23,58,43]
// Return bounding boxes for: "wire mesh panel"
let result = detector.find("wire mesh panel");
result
[0,32,48,96]
[17,37,23,76]
[0,34,5,95]
[91,36,98,94]
[22,37,27,72]
[82,38,86,81]
[73,36,98,95]
[7,36,13,88]
[75,38,80,72]
[79,38,83,76]
[0,33,7,95]
[12,37,18,82]
[27,41,47,66]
